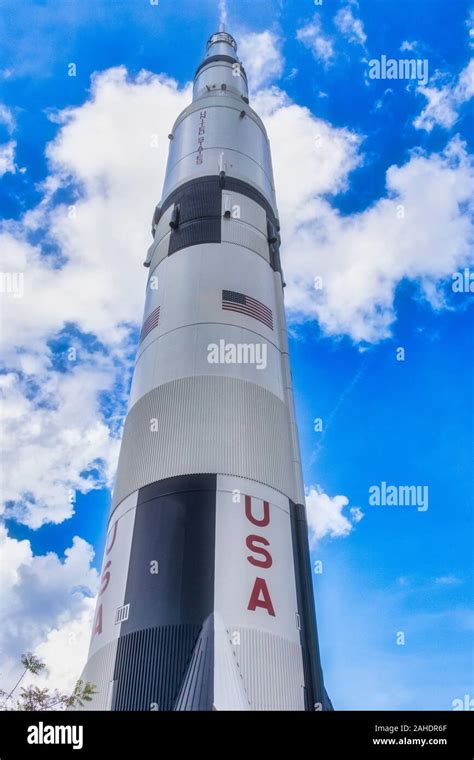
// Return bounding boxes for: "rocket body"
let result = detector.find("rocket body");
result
[79,29,330,711]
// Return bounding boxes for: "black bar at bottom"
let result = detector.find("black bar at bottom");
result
[0,710,472,757]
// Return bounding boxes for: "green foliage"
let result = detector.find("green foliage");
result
[20,653,46,676]
[1,654,96,711]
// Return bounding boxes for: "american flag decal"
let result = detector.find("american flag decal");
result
[139,306,160,343]
[222,290,273,330]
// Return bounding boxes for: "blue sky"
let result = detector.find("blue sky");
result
[0,0,473,709]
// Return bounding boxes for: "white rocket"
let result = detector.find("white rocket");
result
[79,25,331,711]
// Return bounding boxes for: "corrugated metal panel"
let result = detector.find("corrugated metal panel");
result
[153,205,174,246]
[148,231,170,272]
[112,625,202,711]
[167,105,270,179]
[221,191,267,235]
[130,324,285,410]
[213,613,251,710]
[174,615,214,710]
[73,638,118,711]
[164,149,275,213]
[230,627,305,710]
[169,218,221,255]
[112,376,296,509]
[194,64,247,100]
[171,95,270,144]
[290,501,327,711]
[194,54,248,83]
[290,421,305,505]
[221,219,270,262]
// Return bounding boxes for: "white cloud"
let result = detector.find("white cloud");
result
[3,57,473,534]
[219,0,227,28]
[0,361,121,528]
[297,4,366,63]
[0,103,15,133]
[0,105,17,175]
[435,575,463,586]
[335,4,367,46]
[414,59,474,132]
[0,139,16,176]
[34,602,96,696]
[252,86,362,210]
[2,68,191,357]
[1,32,472,698]
[259,86,474,341]
[350,506,364,523]
[306,486,363,544]
[296,16,334,65]
[396,575,464,591]
[466,10,474,49]
[0,68,190,527]
[400,40,417,52]
[397,575,410,587]
[0,525,97,701]
[237,31,284,90]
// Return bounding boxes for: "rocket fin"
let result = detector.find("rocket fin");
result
[173,615,213,711]
[213,613,251,711]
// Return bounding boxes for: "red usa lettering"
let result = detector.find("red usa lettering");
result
[245,495,275,616]
[92,521,118,638]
